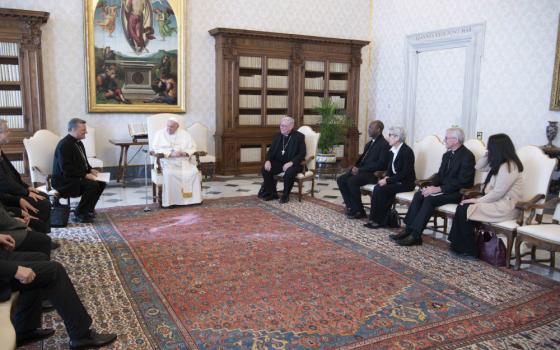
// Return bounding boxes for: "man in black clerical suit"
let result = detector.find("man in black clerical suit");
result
[261,116,306,203]
[364,126,416,229]
[0,236,117,348]
[337,120,390,219]
[52,118,105,223]
[0,120,51,233]
[395,127,475,246]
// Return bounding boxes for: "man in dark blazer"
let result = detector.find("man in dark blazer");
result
[396,127,475,246]
[0,239,117,348]
[337,120,390,219]
[52,118,105,223]
[364,126,416,228]
[261,116,306,203]
[0,120,51,233]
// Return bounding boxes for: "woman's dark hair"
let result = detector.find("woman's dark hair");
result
[484,133,523,185]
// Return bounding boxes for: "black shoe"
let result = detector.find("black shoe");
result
[17,328,55,346]
[73,214,94,223]
[51,240,61,250]
[397,235,423,246]
[41,300,54,313]
[279,196,289,204]
[364,222,384,229]
[347,211,366,219]
[70,330,117,349]
[88,211,97,218]
[389,229,411,241]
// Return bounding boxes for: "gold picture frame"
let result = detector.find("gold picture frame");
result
[551,14,560,111]
[85,0,185,113]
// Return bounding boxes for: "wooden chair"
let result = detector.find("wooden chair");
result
[23,130,70,205]
[187,122,215,179]
[514,196,560,270]
[274,126,320,201]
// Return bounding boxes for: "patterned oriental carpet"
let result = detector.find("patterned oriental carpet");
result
[29,197,560,349]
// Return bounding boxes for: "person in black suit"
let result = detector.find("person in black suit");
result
[364,126,416,228]
[52,118,105,223]
[395,127,475,246]
[260,116,306,203]
[0,120,51,233]
[337,120,390,219]
[0,235,117,348]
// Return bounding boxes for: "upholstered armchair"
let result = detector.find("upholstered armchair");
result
[274,125,320,201]
[187,122,215,179]
[514,195,560,270]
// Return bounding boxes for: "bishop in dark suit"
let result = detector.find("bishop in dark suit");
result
[337,120,390,218]
[395,128,475,246]
[52,118,105,223]
[261,116,306,203]
[365,126,416,228]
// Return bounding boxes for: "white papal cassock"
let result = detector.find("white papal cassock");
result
[152,128,202,207]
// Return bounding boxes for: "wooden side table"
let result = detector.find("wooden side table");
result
[109,139,148,187]
[315,160,342,181]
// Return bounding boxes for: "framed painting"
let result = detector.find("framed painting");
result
[551,14,560,111]
[85,0,185,112]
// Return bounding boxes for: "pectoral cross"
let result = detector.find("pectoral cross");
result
[281,150,285,156]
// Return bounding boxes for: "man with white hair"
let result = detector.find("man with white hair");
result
[395,127,475,246]
[260,116,306,203]
[152,116,202,207]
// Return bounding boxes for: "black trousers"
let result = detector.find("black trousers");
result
[261,160,302,199]
[369,182,414,225]
[337,171,378,214]
[404,191,462,238]
[8,251,92,339]
[16,230,52,259]
[76,180,106,216]
[448,203,478,256]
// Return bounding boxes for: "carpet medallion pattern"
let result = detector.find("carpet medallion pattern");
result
[27,197,560,349]
[88,197,560,349]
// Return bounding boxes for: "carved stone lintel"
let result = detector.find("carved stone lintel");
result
[21,19,42,49]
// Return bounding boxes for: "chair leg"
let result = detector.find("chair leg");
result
[506,236,514,268]
[551,251,556,269]
[152,183,157,203]
[311,178,315,197]
[515,237,522,270]
[158,185,163,207]
[298,181,302,202]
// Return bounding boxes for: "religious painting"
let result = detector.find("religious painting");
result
[85,0,185,112]
[551,14,560,111]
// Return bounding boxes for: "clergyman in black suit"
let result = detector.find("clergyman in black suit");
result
[52,118,105,223]
[337,120,390,219]
[0,119,52,233]
[395,127,475,246]
[261,116,306,204]
[364,126,416,229]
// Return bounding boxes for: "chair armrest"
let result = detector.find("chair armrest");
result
[149,151,165,173]
[415,174,437,188]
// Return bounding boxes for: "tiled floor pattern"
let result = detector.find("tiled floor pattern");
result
[84,175,560,282]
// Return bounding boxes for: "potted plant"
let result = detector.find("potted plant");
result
[314,97,352,163]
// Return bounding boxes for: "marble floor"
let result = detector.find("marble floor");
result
[86,175,560,282]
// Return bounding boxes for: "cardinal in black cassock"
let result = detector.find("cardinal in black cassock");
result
[260,117,306,203]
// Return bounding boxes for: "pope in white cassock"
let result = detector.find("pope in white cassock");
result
[152,117,202,207]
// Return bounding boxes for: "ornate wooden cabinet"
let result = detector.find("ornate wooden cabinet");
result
[0,8,48,181]
[210,28,368,175]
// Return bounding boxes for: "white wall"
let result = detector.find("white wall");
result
[0,0,371,166]
[370,0,560,147]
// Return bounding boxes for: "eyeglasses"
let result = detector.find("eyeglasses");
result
[388,134,398,137]
[444,136,457,141]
